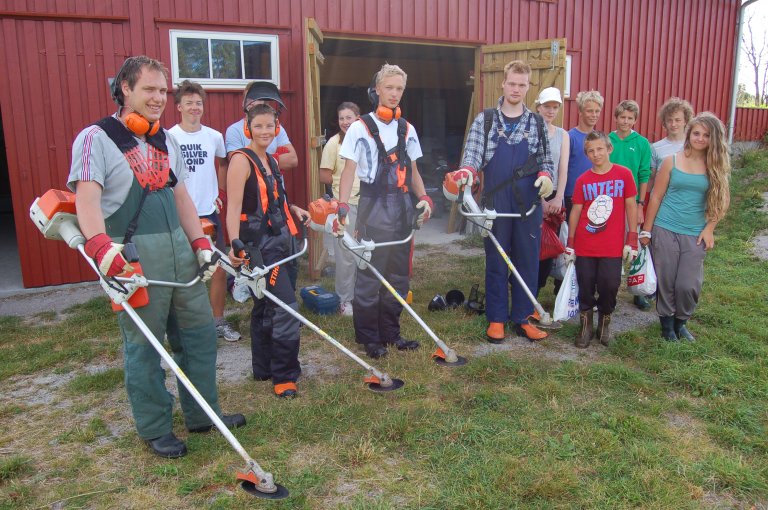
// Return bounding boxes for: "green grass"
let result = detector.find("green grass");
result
[1,150,767,508]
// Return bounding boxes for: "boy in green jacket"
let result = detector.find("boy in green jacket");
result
[608,99,652,310]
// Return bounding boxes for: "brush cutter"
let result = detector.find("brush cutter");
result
[308,197,468,366]
[29,190,289,500]
[453,185,562,330]
[204,221,404,393]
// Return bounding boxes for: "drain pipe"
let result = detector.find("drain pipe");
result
[728,0,760,144]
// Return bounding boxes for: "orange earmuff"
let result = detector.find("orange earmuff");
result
[124,112,160,136]
[375,106,401,122]
[243,118,281,139]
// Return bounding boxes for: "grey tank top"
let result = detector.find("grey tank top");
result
[548,126,565,190]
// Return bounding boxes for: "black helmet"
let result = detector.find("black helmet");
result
[428,294,447,312]
[244,81,285,112]
[445,289,465,308]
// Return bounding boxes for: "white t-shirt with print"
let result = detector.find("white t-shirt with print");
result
[338,114,422,184]
[169,124,226,216]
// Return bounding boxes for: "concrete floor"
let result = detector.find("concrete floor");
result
[0,213,23,293]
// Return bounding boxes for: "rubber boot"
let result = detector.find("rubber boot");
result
[575,311,593,348]
[674,318,695,342]
[486,322,506,344]
[596,312,612,346]
[659,316,678,341]
[633,295,652,311]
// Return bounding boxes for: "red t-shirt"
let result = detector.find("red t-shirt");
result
[572,164,637,257]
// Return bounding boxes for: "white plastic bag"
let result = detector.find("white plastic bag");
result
[627,245,657,296]
[551,221,569,280]
[553,261,579,322]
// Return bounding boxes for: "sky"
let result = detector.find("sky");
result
[739,0,768,95]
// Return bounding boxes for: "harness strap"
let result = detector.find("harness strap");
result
[232,148,298,236]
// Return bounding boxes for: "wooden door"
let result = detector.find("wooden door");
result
[477,38,567,125]
[305,18,325,279]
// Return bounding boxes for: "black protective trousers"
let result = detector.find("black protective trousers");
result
[248,227,301,384]
[352,191,414,346]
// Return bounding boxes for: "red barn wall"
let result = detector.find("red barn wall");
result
[0,0,740,287]
[734,107,768,142]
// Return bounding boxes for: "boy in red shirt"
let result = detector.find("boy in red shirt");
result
[564,131,638,347]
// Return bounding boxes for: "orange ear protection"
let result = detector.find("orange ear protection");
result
[125,113,160,136]
[375,106,401,122]
[243,117,280,139]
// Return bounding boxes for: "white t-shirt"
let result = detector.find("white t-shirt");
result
[338,114,422,184]
[651,137,684,170]
[225,119,291,155]
[169,124,226,216]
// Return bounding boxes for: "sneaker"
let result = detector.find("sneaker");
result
[216,321,241,342]
[514,323,548,342]
[340,302,354,317]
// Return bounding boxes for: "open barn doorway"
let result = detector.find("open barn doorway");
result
[0,107,23,294]
[317,37,476,219]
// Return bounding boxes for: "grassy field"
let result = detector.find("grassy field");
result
[1,151,767,509]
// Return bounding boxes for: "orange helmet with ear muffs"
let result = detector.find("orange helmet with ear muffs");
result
[367,72,401,122]
[111,57,161,137]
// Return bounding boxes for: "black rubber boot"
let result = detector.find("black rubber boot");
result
[364,343,388,359]
[188,414,247,433]
[575,311,593,348]
[386,338,420,351]
[659,316,678,341]
[596,312,612,346]
[147,432,187,458]
[674,318,695,342]
[633,295,652,311]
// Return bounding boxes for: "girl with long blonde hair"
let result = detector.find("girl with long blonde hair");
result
[640,112,730,341]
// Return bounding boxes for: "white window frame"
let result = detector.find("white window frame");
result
[170,30,280,89]
[564,54,572,98]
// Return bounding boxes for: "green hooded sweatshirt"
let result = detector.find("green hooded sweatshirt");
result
[609,130,651,201]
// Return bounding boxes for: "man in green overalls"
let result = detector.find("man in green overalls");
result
[67,56,244,458]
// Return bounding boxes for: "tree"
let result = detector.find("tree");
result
[736,83,755,106]
[742,11,768,107]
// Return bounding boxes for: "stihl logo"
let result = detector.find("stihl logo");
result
[627,274,645,286]
[269,266,280,287]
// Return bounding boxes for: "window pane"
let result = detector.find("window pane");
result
[177,38,210,79]
[211,39,242,79]
[243,41,272,80]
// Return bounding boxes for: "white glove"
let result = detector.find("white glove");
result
[534,173,554,198]
[191,238,218,282]
[622,245,638,263]
[563,247,576,265]
[416,195,434,227]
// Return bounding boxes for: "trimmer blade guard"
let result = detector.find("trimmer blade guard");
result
[364,374,405,392]
[535,319,563,330]
[432,348,468,367]
[240,481,290,499]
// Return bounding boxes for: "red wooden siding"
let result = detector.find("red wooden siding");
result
[734,107,768,142]
[0,0,742,287]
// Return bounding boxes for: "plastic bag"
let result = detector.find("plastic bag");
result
[553,261,579,322]
[627,245,657,296]
[232,277,252,303]
[540,213,565,260]
[550,221,570,280]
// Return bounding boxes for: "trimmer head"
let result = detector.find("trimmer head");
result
[364,374,405,392]
[240,481,290,499]
[368,378,405,392]
[535,319,563,330]
[431,348,469,367]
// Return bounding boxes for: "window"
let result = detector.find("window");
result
[564,55,572,98]
[170,30,279,89]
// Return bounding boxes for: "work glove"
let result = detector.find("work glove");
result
[639,229,652,247]
[332,202,350,237]
[623,231,639,263]
[415,195,434,227]
[453,166,477,189]
[215,189,227,214]
[534,171,554,198]
[84,233,132,277]
[563,236,576,265]
[191,237,217,282]
[271,145,290,161]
